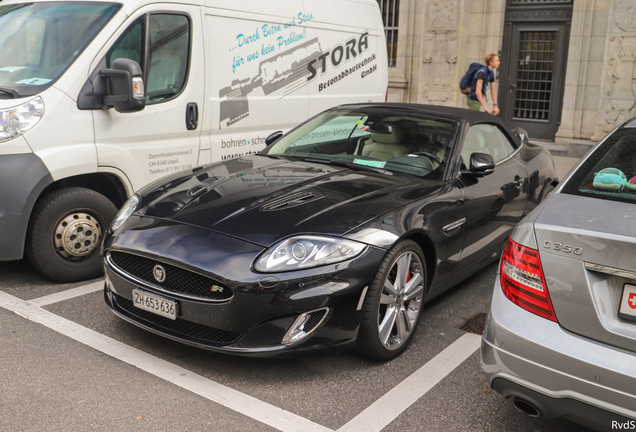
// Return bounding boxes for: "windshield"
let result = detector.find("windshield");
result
[562,122,636,204]
[264,107,457,179]
[0,2,121,98]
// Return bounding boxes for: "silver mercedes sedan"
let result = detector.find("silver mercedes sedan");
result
[481,117,636,431]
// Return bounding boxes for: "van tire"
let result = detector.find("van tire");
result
[26,187,117,283]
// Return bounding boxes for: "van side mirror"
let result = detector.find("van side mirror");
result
[265,131,283,145]
[101,58,146,113]
[460,152,495,177]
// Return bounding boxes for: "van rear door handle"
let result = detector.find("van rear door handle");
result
[186,103,198,130]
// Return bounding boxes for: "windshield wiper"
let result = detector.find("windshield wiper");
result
[0,87,20,98]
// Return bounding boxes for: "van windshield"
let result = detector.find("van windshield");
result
[0,2,121,98]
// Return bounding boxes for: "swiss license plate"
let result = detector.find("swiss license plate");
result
[133,289,177,320]
[618,284,636,322]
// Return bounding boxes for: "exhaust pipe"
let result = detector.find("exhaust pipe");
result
[512,397,540,417]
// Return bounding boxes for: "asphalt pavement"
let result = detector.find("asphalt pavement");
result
[0,257,591,432]
[0,152,590,432]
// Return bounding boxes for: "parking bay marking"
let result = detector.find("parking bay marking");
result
[28,280,104,306]
[0,287,481,432]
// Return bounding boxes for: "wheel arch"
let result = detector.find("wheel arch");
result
[399,231,437,290]
[34,172,128,212]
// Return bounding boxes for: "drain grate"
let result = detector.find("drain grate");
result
[457,312,487,335]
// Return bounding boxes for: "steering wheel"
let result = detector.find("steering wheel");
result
[412,152,442,164]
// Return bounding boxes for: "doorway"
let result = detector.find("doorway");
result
[499,1,573,141]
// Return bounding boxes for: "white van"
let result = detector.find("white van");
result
[0,0,388,282]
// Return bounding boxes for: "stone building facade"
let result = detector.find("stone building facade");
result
[385,0,634,146]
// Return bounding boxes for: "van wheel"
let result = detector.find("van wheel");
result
[26,187,117,283]
[356,240,427,361]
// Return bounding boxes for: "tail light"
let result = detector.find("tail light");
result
[500,238,557,322]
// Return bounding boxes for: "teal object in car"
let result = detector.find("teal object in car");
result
[592,167,627,191]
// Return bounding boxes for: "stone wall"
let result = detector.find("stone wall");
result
[556,0,610,145]
[388,0,627,144]
[592,0,636,140]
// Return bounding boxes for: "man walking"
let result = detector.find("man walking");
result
[466,53,500,115]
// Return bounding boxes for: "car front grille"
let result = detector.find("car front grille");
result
[108,251,232,301]
[112,293,242,346]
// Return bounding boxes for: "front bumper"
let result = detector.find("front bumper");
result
[0,153,53,261]
[103,217,386,357]
[481,279,636,429]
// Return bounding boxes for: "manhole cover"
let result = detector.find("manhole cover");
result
[457,312,487,335]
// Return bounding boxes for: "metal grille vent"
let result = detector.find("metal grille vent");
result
[108,251,232,301]
[113,294,242,346]
[304,309,327,333]
[260,192,325,211]
[377,0,399,67]
[514,31,556,120]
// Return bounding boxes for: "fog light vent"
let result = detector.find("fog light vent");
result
[282,308,329,345]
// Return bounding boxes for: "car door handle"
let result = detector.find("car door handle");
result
[186,103,198,130]
[513,175,523,189]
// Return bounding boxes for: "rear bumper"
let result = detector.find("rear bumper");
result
[490,378,634,432]
[481,280,636,430]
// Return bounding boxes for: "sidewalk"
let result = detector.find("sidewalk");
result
[552,155,579,180]
[528,139,591,180]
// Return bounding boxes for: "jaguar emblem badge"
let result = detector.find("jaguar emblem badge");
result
[153,264,166,283]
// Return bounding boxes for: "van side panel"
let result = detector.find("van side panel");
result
[205,1,387,162]
[304,0,387,115]
[92,4,205,192]
[205,6,310,161]
[25,87,97,181]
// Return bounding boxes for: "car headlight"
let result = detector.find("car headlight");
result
[0,97,44,142]
[254,236,366,272]
[110,195,140,232]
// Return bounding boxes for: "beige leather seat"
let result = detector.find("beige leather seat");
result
[360,124,408,161]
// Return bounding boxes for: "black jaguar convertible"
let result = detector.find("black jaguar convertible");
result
[103,104,557,360]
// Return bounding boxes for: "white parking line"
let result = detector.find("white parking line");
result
[337,333,482,432]
[1,287,482,432]
[28,280,104,306]
[0,290,331,432]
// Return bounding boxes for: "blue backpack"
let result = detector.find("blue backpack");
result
[459,62,489,95]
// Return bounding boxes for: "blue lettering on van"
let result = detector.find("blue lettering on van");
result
[277,28,306,49]
[307,32,369,82]
[262,44,275,56]
[297,12,314,25]
[237,28,260,47]
[232,56,244,73]
[262,24,282,37]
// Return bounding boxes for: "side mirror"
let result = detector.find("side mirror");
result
[265,130,283,145]
[511,127,530,145]
[101,58,145,113]
[460,152,495,177]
